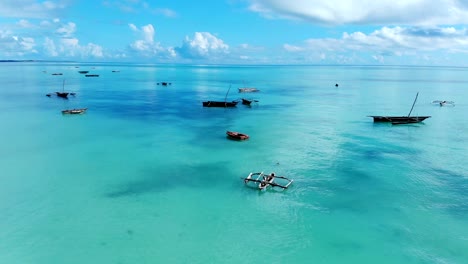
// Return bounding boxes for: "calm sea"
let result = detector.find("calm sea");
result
[1,62,467,264]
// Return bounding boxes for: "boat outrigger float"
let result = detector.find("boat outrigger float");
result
[242,172,293,190]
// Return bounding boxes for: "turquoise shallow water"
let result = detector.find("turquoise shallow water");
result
[1,63,467,264]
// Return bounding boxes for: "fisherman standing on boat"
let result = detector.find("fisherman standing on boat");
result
[263,172,275,182]
[258,172,275,189]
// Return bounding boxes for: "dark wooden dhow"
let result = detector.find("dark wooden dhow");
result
[369,92,431,124]
[202,101,238,107]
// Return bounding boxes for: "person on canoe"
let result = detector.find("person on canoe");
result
[263,172,275,182]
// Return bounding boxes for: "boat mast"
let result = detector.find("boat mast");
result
[407,92,419,117]
[63,79,65,92]
[224,83,231,103]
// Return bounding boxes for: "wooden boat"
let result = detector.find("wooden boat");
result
[85,74,99,77]
[432,100,455,107]
[243,172,293,190]
[391,118,428,125]
[241,98,252,105]
[157,82,171,86]
[204,84,238,107]
[78,70,89,74]
[53,80,72,98]
[55,92,69,98]
[48,92,75,98]
[238,87,259,93]
[203,101,238,107]
[226,131,249,140]
[369,92,431,124]
[62,108,87,114]
[369,116,431,123]
[51,73,63,75]
[241,98,259,105]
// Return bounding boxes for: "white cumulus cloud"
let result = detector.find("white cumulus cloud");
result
[175,32,229,59]
[152,8,177,18]
[56,22,76,38]
[283,26,468,64]
[128,23,176,58]
[43,37,58,56]
[129,24,156,44]
[17,19,35,28]
[248,0,468,25]
[0,0,66,19]
[129,23,138,32]
[0,29,37,57]
[141,24,155,43]
[1,18,106,59]
[40,37,104,58]
[283,44,304,52]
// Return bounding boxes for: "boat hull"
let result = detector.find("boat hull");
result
[369,116,431,123]
[238,88,259,93]
[226,131,249,140]
[202,101,238,107]
[62,108,87,114]
[241,99,252,105]
[55,92,69,98]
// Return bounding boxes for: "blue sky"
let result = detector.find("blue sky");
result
[1,0,468,65]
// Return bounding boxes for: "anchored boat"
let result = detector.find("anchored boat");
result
[48,80,75,99]
[202,101,238,107]
[369,92,431,124]
[369,116,431,123]
[203,84,238,107]
[241,98,259,105]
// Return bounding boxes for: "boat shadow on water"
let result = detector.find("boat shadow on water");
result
[105,163,236,198]
[371,122,428,127]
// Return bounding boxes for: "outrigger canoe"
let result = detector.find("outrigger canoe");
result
[238,87,259,93]
[243,172,293,190]
[62,108,87,115]
[432,100,455,107]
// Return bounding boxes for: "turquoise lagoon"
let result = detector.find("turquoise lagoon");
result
[0,62,467,263]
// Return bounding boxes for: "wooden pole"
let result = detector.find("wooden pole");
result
[224,84,231,103]
[407,92,419,117]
